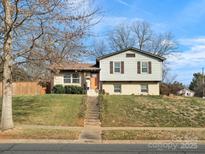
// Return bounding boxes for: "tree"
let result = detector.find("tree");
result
[189,73,205,97]
[131,21,152,50]
[0,0,99,130]
[160,81,184,95]
[107,21,177,57]
[108,24,134,51]
[0,62,30,81]
[146,32,177,56]
[104,21,177,83]
[91,39,108,57]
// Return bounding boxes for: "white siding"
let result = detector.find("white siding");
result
[99,50,163,81]
[53,72,82,87]
[102,81,160,95]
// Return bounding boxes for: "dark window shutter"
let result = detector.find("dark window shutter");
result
[137,61,141,74]
[148,61,152,74]
[110,61,113,74]
[121,61,124,74]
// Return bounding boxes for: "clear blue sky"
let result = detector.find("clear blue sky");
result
[91,0,205,85]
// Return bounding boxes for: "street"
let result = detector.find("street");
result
[0,144,205,154]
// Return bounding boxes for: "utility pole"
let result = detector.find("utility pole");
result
[202,67,205,99]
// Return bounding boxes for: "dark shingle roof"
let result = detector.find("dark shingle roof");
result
[97,47,166,61]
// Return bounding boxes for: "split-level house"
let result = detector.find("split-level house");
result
[53,48,165,95]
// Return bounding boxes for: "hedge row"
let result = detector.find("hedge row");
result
[52,85,85,94]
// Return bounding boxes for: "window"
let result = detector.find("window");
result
[64,74,71,83]
[72,73,80,83]
[126,53,135,57]
[141,84,148,93]
[114,62,121,73]
[64,73,80,83]
[142,62,148,73]
[114,84,121,93]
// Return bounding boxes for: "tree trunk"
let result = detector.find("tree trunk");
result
[1,0,14,130]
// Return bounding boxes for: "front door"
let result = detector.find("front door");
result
[90,73,98,90]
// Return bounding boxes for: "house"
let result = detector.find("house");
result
[177,88,195,97]
[52,48,165,95]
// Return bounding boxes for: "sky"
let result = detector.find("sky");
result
[90,0,205,85]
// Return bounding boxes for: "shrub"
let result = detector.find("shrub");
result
[64,85,85,94]
[52,85,65,94]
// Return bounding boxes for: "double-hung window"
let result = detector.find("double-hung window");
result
[141,84,148,93]
[64,74,71,83]
[142,62,148,73]
[64,73,80,83]
[72,73,80,83]
[114,84,121,93]
[114,62,121,73]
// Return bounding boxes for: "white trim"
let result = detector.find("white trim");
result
[114,61,121,73]
[64,73,80,84]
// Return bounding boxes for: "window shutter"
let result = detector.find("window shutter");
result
[148,61,152,74]
[121,61,124,74]
[110,61,113,74]
[137,61,141,74]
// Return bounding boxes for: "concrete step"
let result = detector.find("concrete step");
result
[86,112,99,115]
[87,90,99,96]
[85,115,99,118]
[85,122,101,125]
[85,120,101,123]
[87,110,99,113]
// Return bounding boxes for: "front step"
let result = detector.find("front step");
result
[87,89,98,96]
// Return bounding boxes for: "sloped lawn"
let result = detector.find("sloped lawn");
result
[0,94,86,126]
[100,95,205,127]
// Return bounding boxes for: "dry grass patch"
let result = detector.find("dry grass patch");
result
[102,130,205,140]
[100,95,205,127]
[0,128,79,140]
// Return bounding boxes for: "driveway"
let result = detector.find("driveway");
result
[0,144,205,154]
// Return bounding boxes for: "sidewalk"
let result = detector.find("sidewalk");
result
[0,139,205,144]
[18,125,83,131]
[18,125,205,131]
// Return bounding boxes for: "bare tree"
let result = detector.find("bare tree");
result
[146,32,177,56]
[107,21,177,57]
[107,21,177,82]
[0,0,99,130]
[91,39,108,57]
[108,24,134,51]
[131,21,152,50]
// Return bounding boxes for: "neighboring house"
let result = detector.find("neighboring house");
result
[177,88,195,97]
[52,48,165,95]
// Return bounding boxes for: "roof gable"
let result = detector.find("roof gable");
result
[97,48,166,61]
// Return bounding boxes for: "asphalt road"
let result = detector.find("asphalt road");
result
[0,144,205,154]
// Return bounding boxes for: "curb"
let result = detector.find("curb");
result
[0,139,205,144]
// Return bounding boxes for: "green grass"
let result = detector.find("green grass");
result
[100,95,205,127]
[102,130,205,140]
[0,94,86,126]
[0,128,80,139]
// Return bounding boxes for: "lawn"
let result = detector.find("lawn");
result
[100,95,205,127]
[0,94,86,126]
[102,130,205,140]
[0,128,80,139]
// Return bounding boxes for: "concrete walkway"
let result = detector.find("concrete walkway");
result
[18,125,83,131]
[79,96,102,143]
[18,125,205,131]
[101,127,205,131]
